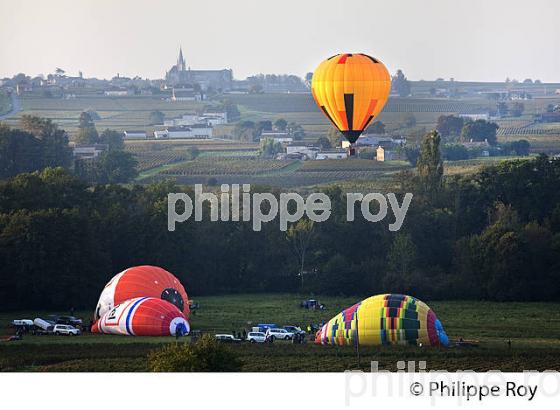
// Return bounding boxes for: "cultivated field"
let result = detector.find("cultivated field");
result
[1,294,560,372]
[4,90,560,187]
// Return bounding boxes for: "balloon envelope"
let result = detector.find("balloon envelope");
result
[311,53,391,143]
[92,297,190,337]
[315,294,448,347]
[94,265,189,321]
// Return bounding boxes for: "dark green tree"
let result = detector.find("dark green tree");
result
[416,131,443,194]
[75,111,99,145]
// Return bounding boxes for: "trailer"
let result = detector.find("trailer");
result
[33,318,54,335]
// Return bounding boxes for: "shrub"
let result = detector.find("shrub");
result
[147,335,242,372]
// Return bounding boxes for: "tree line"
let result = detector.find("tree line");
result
[1,127,559,310]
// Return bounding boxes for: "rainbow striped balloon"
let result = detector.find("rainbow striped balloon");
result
[315,294,448,347]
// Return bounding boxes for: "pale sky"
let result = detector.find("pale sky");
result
[1,0,559,82]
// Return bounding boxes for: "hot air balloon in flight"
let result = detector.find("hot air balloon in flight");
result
[94,265,189,321]
[315,294,449,347]
[92,297,190,337]
[311,53,391,155]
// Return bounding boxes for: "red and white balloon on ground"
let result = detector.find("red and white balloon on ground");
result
[92,297,190,337]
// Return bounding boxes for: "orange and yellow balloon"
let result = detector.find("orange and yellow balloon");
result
[311,53,391,144]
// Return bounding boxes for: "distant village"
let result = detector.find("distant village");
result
[2,47,560,164]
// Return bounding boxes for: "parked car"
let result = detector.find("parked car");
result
[265,328,294,340]
[246,332,266,343]
[255,323,277,333]
[283,326,306,335]
[53,324,81,336]
[55,316,83,326]
[301,299,318,309]
[215,334,242,343]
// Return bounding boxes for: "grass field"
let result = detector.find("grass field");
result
[1,294,560,372]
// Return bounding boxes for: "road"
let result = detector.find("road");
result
[0,93,21,120]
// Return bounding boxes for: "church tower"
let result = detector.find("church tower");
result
[177,47,186,72]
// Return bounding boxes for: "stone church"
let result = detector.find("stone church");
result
[165,47,233,92]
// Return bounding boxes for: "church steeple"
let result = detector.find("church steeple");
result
[177,47,186,71]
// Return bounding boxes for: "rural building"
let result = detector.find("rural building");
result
[73,144,107,159]
[376,146,394,162]
[171,87,202,101]
[461,139,490,149]
[165,47,233,91]
[459,112,490,121]
[316,150,348,160]
[165,125,212,139]
[342,134,398,148]
[260,131,293,144]
[123,130,147,140]
[104,87,133,97]
[286,143,320,160]
[154,130,169,139]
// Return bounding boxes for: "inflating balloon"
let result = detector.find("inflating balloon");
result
[311,53,391,153]
[92,297,190,337]
[94,265,189,321]
[315,294,449,347]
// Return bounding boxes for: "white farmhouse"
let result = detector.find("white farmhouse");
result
[316,150,348,160]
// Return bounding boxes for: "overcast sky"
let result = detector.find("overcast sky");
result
[1,0,559,82]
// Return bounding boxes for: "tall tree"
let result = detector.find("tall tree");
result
[416,130,444,195]
[75,111,99,145]
[98,129,124,151]
[392,69,411,97]
[286,219,315,290]
[436,115,464,139]
[149,110,165,125]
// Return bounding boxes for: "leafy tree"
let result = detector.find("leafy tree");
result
[366,121,386,134]
[259,138,283,158]
[315,136,331,150]
[256,120,272,136]
[442,144,469,161]
[509,140,530,156]
[392,69,411,97]
[286,219,315,290]
[75,111,99,145]
[327,127,343,148]
[149,110,165,125]
[148,335,242,371]
[96,150,138,183]
[233,120,256,142]
[1,118,71,177]
[404,146,420,166]
[416,131,443,194]
[98,129,124,151]
[287,122,305,140]
[274,118,288,131]
[461,119,499,145]
[436,115,464,139]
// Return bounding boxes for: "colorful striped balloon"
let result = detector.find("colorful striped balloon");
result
[92,297,190,337]
[315,294,448,347]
